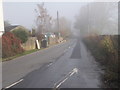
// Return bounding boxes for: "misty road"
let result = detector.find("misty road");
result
[1,2,118,89]
[3,39,103,88]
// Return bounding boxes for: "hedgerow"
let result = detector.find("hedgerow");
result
[83,35,119,88]
[2,32,24,58]
[12,28,29,43]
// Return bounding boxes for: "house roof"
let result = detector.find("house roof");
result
[5,25,20,32]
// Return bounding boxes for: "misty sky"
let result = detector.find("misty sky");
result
[3,2,85,30]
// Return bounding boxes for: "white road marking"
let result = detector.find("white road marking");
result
[54,68,78,88]
[47,63,53,67]
[55,77,68,88]
[69,47,71,48]
[5,79,23,89]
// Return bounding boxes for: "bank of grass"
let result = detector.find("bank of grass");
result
[2,40,66,62]
[83,34,119,88]
[2,49,39,62]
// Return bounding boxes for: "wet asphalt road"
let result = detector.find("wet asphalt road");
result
[3,39,74,88]
[10,39,103,88]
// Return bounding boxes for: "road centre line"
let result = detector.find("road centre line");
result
[47,63,53,67]
[54,68,78,88]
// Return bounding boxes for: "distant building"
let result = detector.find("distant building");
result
[4,25,29,33]
[5,25,18,32]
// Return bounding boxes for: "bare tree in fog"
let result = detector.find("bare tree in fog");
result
[74,2,118,37]
[52,17,72,38]
[35,3,52,40]
[74,5,89,36]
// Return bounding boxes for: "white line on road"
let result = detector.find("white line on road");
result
[5,79,23,89]
[47,63,53,67]
[55,77,68,88]
[54,68,78,88]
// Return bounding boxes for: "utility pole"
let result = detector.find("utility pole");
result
[87,4,90,36]
[57,11,60,38]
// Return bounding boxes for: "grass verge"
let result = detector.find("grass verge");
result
[2,49,39,62]
[2,41,66,62]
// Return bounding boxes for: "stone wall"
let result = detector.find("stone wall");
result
[48,37,57,45]
[21,37,37,50]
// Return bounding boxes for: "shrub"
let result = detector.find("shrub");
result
[83,35,119,88]
[2,32,24,58]
[12,28,29,43]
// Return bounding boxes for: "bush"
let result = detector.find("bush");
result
[83,35,119,88]
[12,28,29,43]
[2,32,24,58]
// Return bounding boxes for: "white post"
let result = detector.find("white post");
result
[0,0,3,89]
[0,0,4,37]
[36,40,40,49]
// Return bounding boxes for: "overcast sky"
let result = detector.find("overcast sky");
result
[3,2,85,30]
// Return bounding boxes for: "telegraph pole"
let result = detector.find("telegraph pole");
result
[87,4,90,36]
[57,11,60,38]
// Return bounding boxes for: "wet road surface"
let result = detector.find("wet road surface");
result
[3,39,103,88]
[2,39,74,88]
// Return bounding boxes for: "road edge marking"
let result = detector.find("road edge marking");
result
[5,79,23,89]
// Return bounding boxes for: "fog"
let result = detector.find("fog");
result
[3,2,118,36]
[3,2,84,28]
[74,2,118,36]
